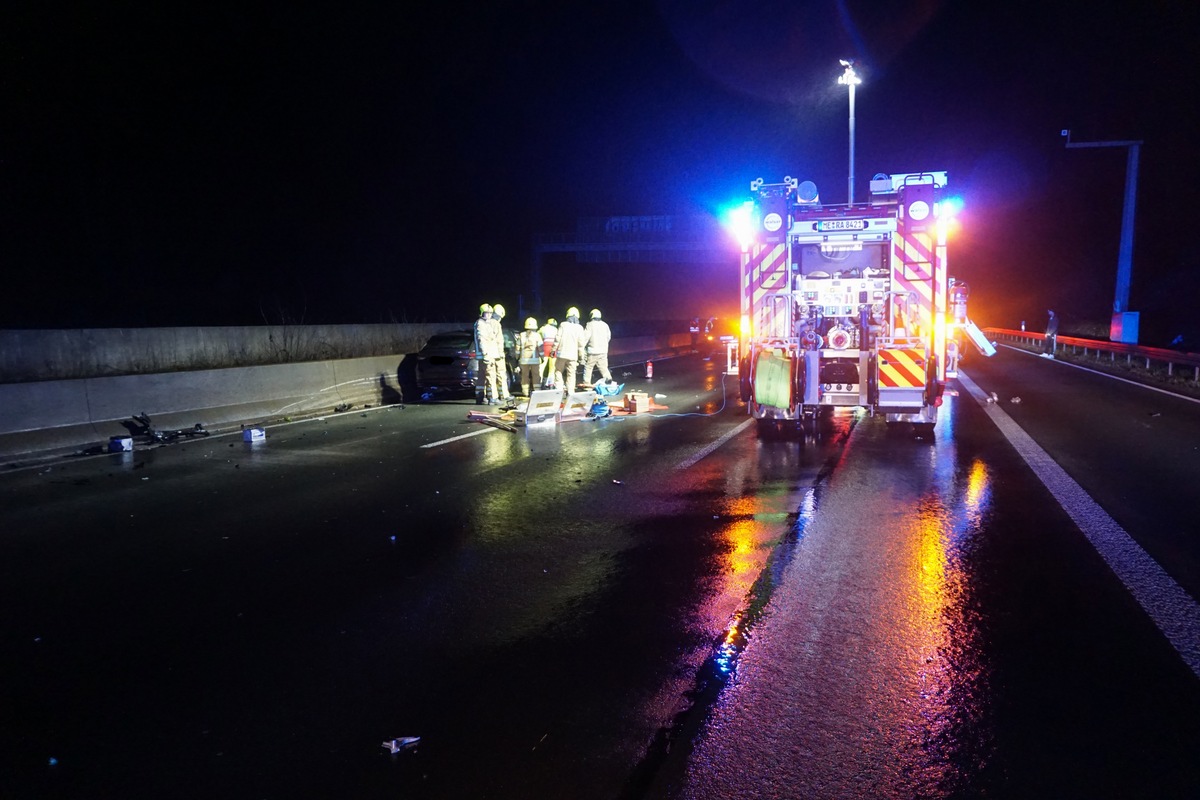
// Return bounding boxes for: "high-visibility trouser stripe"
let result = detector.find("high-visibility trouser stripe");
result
[878,350,926,387]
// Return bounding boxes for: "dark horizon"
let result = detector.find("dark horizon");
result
[3,2,1197,344]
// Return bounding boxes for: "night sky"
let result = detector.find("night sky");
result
[3,2,1197,341]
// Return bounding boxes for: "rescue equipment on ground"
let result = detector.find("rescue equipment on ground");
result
[589,398,612,418]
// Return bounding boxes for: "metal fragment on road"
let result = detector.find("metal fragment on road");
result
[382,736,420,754]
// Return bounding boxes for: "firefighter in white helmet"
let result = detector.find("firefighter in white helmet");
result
[582,308,613,386]
[554,307,585,391]
[538,317,558,386]
[516,317,543,397]
[490,303,514,403]
[473,303,504,404]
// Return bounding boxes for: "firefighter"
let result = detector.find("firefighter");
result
[538,317,558,386]
[490,303,513,402]
[582,308,613,386]
[516,317,543,397]
[473,303,504,404]
[1041,309,1059,358]
[555,307,585,391]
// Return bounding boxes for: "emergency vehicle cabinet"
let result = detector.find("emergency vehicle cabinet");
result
[735,171,991,436]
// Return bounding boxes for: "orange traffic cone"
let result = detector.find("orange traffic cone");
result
[645,360,654,379]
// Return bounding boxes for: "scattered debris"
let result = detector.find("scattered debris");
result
[382,737,420,754]
[612,479,623,485]
[1150,411,1162,417]
[1010,397,1022,404]
[127,413,210,445]
[467,411,518,432]
[334,403,353,413]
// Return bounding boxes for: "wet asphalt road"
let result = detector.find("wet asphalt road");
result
[2,349,1199,799]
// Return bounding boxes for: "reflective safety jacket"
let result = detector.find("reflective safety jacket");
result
[474,315,504,360]
[538,322,558,358]
[555,320,586,360]
[516,329,543,365]
[584,319,611,354]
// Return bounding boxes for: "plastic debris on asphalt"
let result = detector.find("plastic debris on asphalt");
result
[382,736,420,754]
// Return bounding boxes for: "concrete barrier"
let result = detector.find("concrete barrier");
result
[0,354,408,460]
[0,324,461,383]
[0,331,701,462]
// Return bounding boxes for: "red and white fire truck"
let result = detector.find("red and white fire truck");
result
[733,171,992,436]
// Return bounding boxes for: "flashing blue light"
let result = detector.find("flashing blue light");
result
[938,195,964,218]
[724,200,757,252]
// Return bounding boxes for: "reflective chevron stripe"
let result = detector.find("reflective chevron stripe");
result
[877,349,926,388]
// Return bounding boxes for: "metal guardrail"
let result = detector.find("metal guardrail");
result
[985,328,1200,383]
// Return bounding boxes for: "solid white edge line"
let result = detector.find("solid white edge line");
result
[420,428,495,448]
[958,369,1200,678]
[676,418,754,470]
[1001,343,1200,404]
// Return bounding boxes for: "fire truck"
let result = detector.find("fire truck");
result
[735,171,992,436]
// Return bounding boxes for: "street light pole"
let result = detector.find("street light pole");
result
[838,60,862,205]
[1062,129,1143,343]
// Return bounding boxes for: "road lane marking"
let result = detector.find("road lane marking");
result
[420,428,495,448]
[958,370,1200,678]
[676,419,754,469]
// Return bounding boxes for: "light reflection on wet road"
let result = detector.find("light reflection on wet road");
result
[3,354,1200,798]
[655,366,1200,800]
[667,401,992,798]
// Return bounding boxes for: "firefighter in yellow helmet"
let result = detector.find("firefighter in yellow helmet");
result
[538,317,558,386]
[554,307,585,391]
[489,304,514,403]
[516,317,543,397]
[473,303,503,404]
[582,308,613,386]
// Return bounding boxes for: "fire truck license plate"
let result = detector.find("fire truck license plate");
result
[817,219,866,231]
